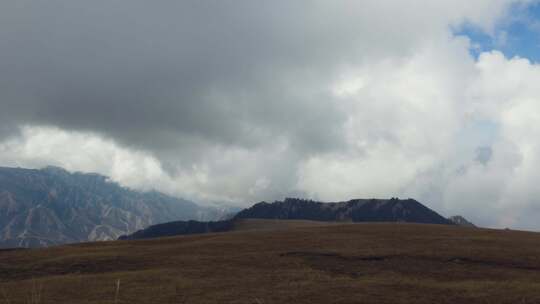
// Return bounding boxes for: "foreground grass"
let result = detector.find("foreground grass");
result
[1,222,540,303]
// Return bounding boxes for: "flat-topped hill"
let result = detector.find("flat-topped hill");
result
[120,197,454,240]
[236,197,452,224]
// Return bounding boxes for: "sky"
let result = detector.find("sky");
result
[1,1,540,230]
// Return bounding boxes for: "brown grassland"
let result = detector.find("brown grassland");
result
[1,219,540,303]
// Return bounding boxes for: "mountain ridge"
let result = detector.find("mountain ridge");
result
[120,197,454,240]
[0,166,224,248]
[236,197,452,224]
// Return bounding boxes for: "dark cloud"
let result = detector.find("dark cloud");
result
[2,0,492,155]
[0,1,368,158]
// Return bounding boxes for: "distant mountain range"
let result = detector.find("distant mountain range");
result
[120,197,470,240]
[0,166,230,248]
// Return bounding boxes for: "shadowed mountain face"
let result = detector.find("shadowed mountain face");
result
[235,198,453,225]
[120,197,453,240]
[0,166,222,248]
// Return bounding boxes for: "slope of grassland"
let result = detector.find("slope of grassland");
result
[232,218,344,231]
[1,221,540,303]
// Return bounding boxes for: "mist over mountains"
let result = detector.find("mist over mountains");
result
[0,166,229,248]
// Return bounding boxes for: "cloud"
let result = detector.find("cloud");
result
[1,1,540,229]
[0,127,169,192]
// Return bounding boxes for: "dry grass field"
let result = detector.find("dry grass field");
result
[1,220,540,303]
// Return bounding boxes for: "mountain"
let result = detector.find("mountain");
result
[448,215,476,227]
[0,166,222,248]
[120,197,453,240]
[235,198,453,224]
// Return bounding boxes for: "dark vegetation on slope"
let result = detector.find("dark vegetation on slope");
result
[118,220,234,240]
[236,197,452,224]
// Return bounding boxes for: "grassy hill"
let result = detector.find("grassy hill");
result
[1,221,540,303]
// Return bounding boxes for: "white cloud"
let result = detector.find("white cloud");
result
[0,126,170,191]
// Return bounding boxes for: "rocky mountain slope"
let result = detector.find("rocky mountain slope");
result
[0,166,221,248]
[120,197,453,240]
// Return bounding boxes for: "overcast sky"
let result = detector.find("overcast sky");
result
[2,1,540,230]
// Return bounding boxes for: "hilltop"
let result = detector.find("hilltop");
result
[236,197,452,224]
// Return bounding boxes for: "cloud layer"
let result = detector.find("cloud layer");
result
[1,1,540,229]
